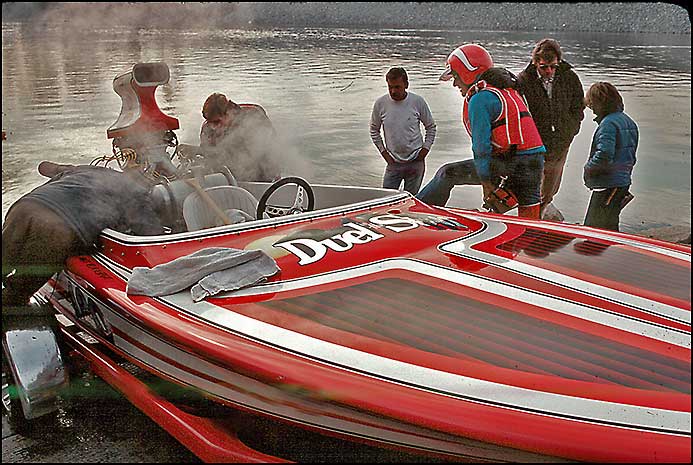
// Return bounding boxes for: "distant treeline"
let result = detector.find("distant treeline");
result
[2,2,690,34]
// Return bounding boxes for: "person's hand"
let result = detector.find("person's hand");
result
[38,161,74,178]
[380,149,395,164]
[481,180,496,200]
[177,143,203,158]
[417,147,430,161]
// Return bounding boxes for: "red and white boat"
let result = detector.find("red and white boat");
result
[3,63,690,463]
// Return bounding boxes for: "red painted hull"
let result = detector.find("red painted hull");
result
[40,195,691,462]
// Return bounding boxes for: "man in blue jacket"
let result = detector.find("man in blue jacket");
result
[582,82,638,231]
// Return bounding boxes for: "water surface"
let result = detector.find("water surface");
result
[2,24,690,231]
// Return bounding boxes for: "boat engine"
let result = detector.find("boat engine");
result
[96,62,237,231]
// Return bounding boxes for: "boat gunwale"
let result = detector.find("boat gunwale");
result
[100,186,412,245]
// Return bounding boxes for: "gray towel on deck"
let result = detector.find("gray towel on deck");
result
[190,252,279,301]
[126,247,280,301]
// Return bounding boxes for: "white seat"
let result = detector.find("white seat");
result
[182,185,259,231]
[150,171,237,229]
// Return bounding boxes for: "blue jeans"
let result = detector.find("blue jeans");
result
[383,160,425,195]
[417,154,544,207]
[416,159,480,206]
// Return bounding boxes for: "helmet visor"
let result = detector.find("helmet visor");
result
[439,64,453,81]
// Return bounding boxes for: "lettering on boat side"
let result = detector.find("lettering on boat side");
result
[274,213,466,265]
[77,256,114,281]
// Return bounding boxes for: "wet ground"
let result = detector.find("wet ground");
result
[2,373,200,463]
[2,226,689,463]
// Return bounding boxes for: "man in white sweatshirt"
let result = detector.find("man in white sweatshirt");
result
[369,67,437,194]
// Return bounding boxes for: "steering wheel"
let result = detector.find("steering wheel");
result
[256,177,315,219]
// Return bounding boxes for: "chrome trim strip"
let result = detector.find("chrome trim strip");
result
[88,254,691,434]
[100,190,410,245]
[439,219,691,325]
[161,291,690,435]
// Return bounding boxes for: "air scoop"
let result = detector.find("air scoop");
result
[107,62,179,138]
[106,62,180,179]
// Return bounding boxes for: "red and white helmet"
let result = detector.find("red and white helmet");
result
[439,44,494,85]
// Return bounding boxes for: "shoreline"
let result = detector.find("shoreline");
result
[631,224,691,245]
[2,3,690,35]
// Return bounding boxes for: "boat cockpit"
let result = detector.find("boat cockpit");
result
[147,168,403,235]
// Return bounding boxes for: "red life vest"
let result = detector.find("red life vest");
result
[462,81,544,154]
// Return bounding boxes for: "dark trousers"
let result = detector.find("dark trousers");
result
[583,186,632,232]
[2,199,83,307]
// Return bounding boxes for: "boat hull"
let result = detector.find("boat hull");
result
[37,196,691,462]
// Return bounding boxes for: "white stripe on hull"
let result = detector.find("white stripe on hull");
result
[94,249,689,349]
[439,219,690,325]
[453,212,691,262]
[155,290,691,435]
[103,308,563,461]
[78,285,687,437]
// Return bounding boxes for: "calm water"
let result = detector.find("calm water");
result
[2,24,691,231]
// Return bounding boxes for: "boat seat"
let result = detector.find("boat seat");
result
[182,185,259,231]
[150,170,237,230]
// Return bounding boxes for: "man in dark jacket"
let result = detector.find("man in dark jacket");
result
[2,162,165,309]
[518,38,585,220]
[197,92,280,182]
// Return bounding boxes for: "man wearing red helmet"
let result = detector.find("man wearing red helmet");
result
[417,44,546,219]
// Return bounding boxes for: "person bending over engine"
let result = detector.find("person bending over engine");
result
[2,162,165,311]
[180,93,281,182]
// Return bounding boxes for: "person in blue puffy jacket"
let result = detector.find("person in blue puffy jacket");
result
[582,82,638,231]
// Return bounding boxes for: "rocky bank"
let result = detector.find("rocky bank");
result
[2,2,691,34]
